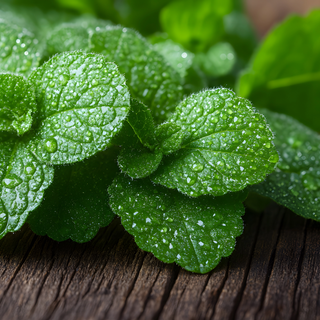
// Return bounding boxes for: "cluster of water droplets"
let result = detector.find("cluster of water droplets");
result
[251,109,320,220]
[0,141,54,235]
[110,174,245,273]
[0,20,42,75]
[0,73,37,135]
[152,88,278,197]
[89,26,183,123]
[28,52,130,164]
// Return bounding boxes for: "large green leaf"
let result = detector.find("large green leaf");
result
[0,73,36,135]
[28,148,119,242]
[237,10,320,131]
[28,51,130,164]
[251,109,320,221]
[0,135,54,239]
[89,26,183,123]
[160,0,233,52]
[108,174,245,274]
[151,88,278,197]
[0,19,43,76]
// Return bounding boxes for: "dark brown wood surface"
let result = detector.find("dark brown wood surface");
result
[1,204,320,320]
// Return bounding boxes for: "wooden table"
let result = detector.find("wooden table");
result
[0,204,319,320]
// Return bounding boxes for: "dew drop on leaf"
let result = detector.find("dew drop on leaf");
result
[24,162,36,176]
[2,174,23,189]
[58,74,69,85]
[44,138,58,153]
[192,164,204,172]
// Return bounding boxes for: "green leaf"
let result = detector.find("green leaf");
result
[0,19,43,76]
[118,146,163,179]
[153,39,194,78]
[108,174,245,274]
[28,147,119,242]
[89,26,183,123]
[155,122,183,155]
[160,0,233,52]
[113,99,162,178]
[195,42,236,77]
[0,136,54,239]
[151,88,278,197]
[0,73,36,135]
[28,51,130,165]
[236,10,320,131]
[46,18,113,56]
[124,99,157,149]
[46,23,89,56]
[250,109,320,221]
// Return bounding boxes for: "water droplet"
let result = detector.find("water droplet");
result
[186,176,197,186]
[269,154,279,164]
[44,138,58,153]
[161,227,168,233]
[59,74,69,85]
[65,115,72,122]
[49,81,55,88]
[2,174,22,189]
[24,163,36,176]
[265,142,271,149]
[92,79,99,86]
[290,189,299,197]
[211,117,219,123]
[288,137,302,148]
[192,164,204,172]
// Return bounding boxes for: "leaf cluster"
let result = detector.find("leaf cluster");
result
[0,1,320,274]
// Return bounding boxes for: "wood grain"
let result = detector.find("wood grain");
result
[1,204,320,320]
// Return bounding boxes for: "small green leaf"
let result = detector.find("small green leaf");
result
[153,39,194,78]
[28,51,130,165]
[0,20,43,76]
[0,73,37,135]
[89,26,183,123]
[28,147,119,243]
[160,0,233,52]
[236,10,320,131]
[151,88,278,197]
[113,99,162,178]
[108,174,245,274]
[46,23,89,56]
[45,18,113,56]
[251,109,320,221]
[118,146,163,179]
[155,122,183,155]
[0,136,54,239]
[125,99,157,149]
[196,42,236,77]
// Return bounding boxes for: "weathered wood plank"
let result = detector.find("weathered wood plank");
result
[0,205,320,320]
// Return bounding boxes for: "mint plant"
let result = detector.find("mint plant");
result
[0,3,320,274]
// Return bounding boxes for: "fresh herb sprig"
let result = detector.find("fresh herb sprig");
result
[0,5,320,274]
